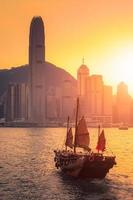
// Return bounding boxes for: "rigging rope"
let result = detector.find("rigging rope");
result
[106,141,115,156]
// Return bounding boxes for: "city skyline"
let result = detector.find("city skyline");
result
[1,1,133,95]
[0,2,133,198]
[4,15,132,127]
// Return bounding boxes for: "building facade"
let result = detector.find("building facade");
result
[29,16,46,124]
[77,64,113,126]
[115,82,131,124]
[6,83,29,122]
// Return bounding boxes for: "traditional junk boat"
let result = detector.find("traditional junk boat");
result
[54,98,116,179]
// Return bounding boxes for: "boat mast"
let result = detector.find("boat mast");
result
[65,116,70,151]
[74,98,79,153]
[98,125,100,153]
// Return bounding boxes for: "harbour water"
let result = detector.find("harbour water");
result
[0,127,133,200]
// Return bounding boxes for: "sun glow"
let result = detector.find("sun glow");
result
[115,48,133,81]
[106,46,133,95]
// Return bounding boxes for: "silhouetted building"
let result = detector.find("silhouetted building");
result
[77,64,89,97]
[46,87,61,121]
[103,85,112,125]
[77,64,90,117]
[130,99,133,125]
[116,82,131,124]
[62,80,76,120]
[77,64,113,126]
[29,16,46,124]
[0,104,4,118]
[6,83,29,122]
[6,83,15,121]
[0,16,77,126]
[0,92,6,120]
[88,75,103,116]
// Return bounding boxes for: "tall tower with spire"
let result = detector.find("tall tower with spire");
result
[29,16,46,124]
[77,59,89,96]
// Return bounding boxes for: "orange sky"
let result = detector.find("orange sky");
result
[1,0,133,94]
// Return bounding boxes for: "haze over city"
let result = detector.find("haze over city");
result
[1,1,133,199]
[0,13,129,128]
[1,0,133,94]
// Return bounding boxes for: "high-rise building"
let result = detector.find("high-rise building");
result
[46,87,61,120]
[62,79,76,120]
[77,64,89,96]
[6,83,29,122]
[0,92,7,120]
[77,63,113,125]
[29,16,46,124]
[77,64,90,117]
[29,16,45,65]
[6,83,15,121]
[103,85,112,124]
[116,82,131,124]
[88,75,103,116]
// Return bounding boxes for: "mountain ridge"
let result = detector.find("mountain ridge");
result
[0,62,77,97]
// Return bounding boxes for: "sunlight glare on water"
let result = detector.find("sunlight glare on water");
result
[0,127,133,200]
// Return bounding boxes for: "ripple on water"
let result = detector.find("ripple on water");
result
[0,128,133,200]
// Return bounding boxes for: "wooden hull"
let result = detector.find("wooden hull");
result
[79,158,115,179]
[54,151,116,179]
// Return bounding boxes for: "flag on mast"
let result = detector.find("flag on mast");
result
[96,129,106,152]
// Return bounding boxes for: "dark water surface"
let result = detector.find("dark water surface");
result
[0,128,133,200]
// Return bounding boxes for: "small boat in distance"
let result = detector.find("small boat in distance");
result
[54,98,116,179]
[119,123,128,130]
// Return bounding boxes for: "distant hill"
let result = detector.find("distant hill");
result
[0,62,77,97]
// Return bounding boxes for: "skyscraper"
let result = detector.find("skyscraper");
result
[29,16,46,124]
[6,83,29,122]
[89,75,103,116]
[77,63,113,126]
[29,16,45,65]
[116,82,131,124]
[77,64,89,96]
[62,79,76,120]
[77,64,90,117]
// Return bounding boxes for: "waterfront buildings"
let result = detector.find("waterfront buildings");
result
[114,82,131,124]
[77,63,113,126]
[6,83,29,122]
[46,87,61,120]
[4,16,77,125]
[2,16,133,127]
[62,79,76,120]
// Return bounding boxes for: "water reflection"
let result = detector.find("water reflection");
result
[0,128,133,199]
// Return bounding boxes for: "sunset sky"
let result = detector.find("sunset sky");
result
[1,0,133,94]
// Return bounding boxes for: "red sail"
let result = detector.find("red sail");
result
[65,127,73,148]
[96,129,106,152]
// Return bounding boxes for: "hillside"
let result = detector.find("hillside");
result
[0,62,77,97]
